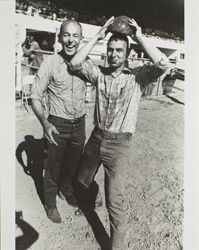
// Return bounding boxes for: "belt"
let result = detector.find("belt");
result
[67,116,84,124]
[95,127,132,140]
[48,114,85,124]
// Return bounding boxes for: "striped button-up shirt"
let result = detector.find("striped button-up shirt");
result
[30,52,87,119]
[70,55,170,134]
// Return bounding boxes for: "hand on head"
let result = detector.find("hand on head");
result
[97,16,115,40]
[128,18,142,39]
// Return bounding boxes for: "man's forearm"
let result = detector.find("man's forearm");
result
[135,34,168,64]
[31,99,48,128]
[71,36,99,66]
[71,16,114,66]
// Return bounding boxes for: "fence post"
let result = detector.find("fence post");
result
[15,24,26,92]
[156,77,161,96]
[54,27,59,54]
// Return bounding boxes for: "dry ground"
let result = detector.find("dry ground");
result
[15,93,184,250]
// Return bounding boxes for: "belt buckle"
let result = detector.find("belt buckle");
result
[70,119,76,124]
[70,117,81,124]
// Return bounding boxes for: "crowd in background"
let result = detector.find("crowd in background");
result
[16,0,109,26]
[16,0,184,42]
[16,0,78,20]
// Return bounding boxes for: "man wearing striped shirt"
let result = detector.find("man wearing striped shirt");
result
[70,17,171,250]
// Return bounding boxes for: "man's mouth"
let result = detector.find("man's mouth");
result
[110,60,118,64]
[66,46,75,50]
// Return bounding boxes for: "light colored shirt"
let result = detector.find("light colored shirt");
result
[70,55,170,134]
[30,53,87,119]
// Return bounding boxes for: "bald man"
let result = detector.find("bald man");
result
[30,20,87,223]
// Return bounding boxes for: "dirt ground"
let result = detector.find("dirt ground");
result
[15,93,184,250]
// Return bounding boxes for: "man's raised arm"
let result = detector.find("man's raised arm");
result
[70,17,114,67]
[129,18,169,64]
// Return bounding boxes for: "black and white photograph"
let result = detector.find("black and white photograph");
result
[14,0,184,249]
[3,0,199,250]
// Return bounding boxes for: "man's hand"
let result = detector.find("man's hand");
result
[70,16,114,67]
[97,16,115,40]
[43,121,59,146]
[128,18,142,40]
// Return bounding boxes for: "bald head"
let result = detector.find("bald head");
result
[59,19,83,57]
[60,19,82,36]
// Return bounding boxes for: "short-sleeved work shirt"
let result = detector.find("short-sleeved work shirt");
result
[70,55,170,134]
[30,53,87,119]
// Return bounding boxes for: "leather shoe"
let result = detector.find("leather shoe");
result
[45,206,62,223]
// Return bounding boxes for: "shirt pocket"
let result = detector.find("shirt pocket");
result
[110,84,129,103]
[116,79,135,101]
[115,86,126,99]
[52,67,69,86]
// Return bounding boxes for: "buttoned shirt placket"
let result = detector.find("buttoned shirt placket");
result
[103,71,122,131]
[104,76,114,131]
[65,60,77,119]
[71,74,76,118]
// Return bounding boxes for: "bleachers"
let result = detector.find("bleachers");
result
[16,0,184,42]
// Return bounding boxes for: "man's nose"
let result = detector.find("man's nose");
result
[69,36,74,43]
[112,50,117,57]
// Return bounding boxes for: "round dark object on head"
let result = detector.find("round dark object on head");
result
[108,16,136,36]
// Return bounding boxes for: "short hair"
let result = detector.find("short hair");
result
[107,33,129,50]
[107,33,130,57]
[60,19,82,35]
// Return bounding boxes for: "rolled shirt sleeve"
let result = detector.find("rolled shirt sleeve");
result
[133,53,171,87]
[69,59,99,86]
[30,56,51,101]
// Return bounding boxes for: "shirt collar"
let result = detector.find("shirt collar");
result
[58,50,73,64]
[110,66,131,78]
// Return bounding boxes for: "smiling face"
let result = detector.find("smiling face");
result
[59,21,82,56]
[107,39,128,70]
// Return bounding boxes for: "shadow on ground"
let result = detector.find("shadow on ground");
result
[16,210,39,250]
[16,135,48,205]
[166,95,185,105]
[84,210,111,250]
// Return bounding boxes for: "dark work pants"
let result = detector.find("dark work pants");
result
[77,128,132,250]
[44,115,86,208]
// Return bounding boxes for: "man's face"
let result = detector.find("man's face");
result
[107,39,128,70]
[60,22,82,56]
